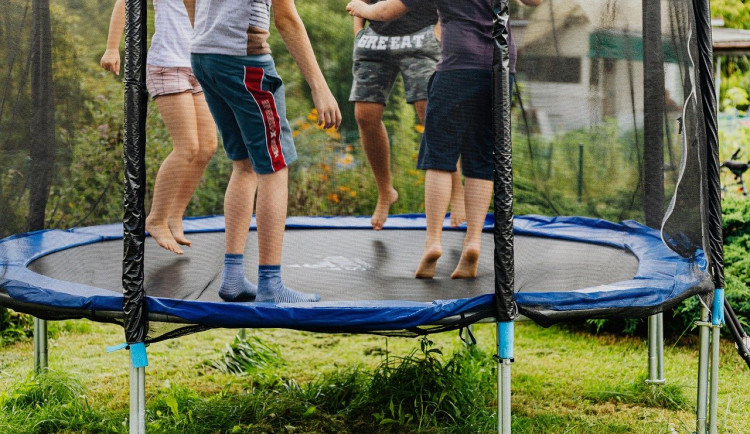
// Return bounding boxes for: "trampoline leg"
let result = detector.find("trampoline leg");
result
[238,328,246,340]
[708,288,723,434]
[646,313,665,385]
[708,325,720,434]
[33,318,48,374]
[129,365,146,434]
[696,306,710,434]
[497,322,513,434]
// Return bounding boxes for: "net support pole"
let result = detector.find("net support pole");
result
[646,313,665,385]
[123,0,149,431]
[122,0,149,345]
[491,0,515,323]
[33,318,48,374]
[497,322,513,434]
[692,0,723,431]
[129,364,146,434]
[642,0,665,228]
[492,0,516,430]
[642,0,667,389]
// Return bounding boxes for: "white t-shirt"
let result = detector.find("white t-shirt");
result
[147,0,193,67]
[191,0,272,56]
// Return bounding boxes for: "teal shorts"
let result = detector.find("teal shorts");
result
[191,53,297,174]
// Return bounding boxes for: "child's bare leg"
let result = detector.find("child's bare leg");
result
[165,94,217,246]
[146,92,201,254]
[255,167,319,302]
[219,159,258,301]
[449,164,466,227]
[414,100,465,228]
[224,159,257,255]
[355,102,398,230]
[415,169,452,278]
[451,177,493,279]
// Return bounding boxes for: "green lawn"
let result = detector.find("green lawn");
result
[0,320,748,433]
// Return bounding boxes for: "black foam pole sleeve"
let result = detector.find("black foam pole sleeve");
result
[492,0,518,322]
[693,0,724,290]
[122,0,149,345]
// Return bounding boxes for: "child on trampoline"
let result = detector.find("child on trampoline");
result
[347,0,499,279]
[101,0,218,256]
[185,0,342,303]
[350,2,466,231]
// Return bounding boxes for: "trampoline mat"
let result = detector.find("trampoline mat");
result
[27,229,640,303]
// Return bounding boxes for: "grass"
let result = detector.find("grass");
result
[0,320,748,433]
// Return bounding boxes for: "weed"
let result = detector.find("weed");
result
[205,334,284,375]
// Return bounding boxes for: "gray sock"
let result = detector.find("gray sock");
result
[218,254,257,302]
[256,265,320,303]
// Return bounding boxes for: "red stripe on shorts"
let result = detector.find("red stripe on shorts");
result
[243,66,286,172]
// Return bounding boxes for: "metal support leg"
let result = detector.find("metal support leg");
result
[647,313,665,385]
[708,288,723,434]
[129,365,146,434]
[709,326,720,434]
[696,306,710,434]
[33,318,48,374]
[497,322,514,434]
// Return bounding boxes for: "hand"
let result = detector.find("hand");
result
[311,87,342,130]
[100,49,121,75]
[346,0,369,18]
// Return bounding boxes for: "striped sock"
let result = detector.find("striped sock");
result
[218,254,257,302]
[256,265,320,303]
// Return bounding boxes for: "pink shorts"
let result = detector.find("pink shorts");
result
[145,65,203,98]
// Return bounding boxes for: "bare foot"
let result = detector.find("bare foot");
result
[146,219,183,255]
[450,204,466,228]
[168,218,192,247]
[371,188,398,231]
[415,246,442,279]
[450,247,480,279]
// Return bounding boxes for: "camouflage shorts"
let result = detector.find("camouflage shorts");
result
[349,25,440,104]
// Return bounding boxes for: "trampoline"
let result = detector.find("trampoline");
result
[0,214,712,336]
[0,0,736,432]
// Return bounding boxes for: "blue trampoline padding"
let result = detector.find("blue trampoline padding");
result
[511,215,710,312]
[0,214,710,331]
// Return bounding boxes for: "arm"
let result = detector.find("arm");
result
[352,0,370,36]
[346,0,409,22]
[353,16,366,37]
[273,0,342,129]
[100,0,125,75]
[183,0,196,27]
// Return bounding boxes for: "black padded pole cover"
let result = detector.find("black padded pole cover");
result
[492,0,518,322]
[693,0,724,289]
[122,0,149,345]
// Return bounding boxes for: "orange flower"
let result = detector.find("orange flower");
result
[326,128,341,140]
[414,124,425,133]
[327,193,340,204]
